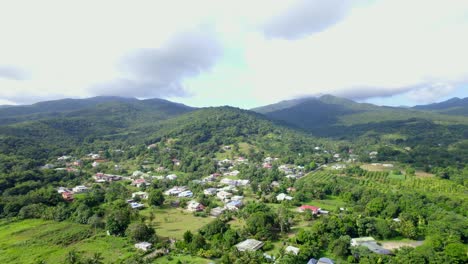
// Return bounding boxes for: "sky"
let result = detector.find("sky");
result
[0,0,467,108]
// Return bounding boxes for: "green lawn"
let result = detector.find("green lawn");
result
[141,207,214,239]
[154,254,213,263]
[0,219,134,263]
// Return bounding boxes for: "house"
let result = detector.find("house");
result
[57,155,72,161]
[135,242,152,251]
[210,207,225,217]
[225,200,243,210]
[57,187,70,193]
[235,239,264,252]
[308,257,335,264]
[62,192,74,201]
[231,195,244,201]
[187,201,205,212]
[217,190,232,201]
[331,164,346,170]
[223,145,231,150]
[204,188,218,196]
[147,144,157,149]
[221,178,236,186]
[130,202,145,209]
[276,193,293,201]
[263,163,272,169]
[132,171,144,177]
[132,191,149,200]
[351,237,392,255]
[152,175,165,180]
[299,205,320,214]
[41,164,55,170]
[72,185,89,193]
[223,170,239,177]
[178,190,193,198]
[166,174,178,181]
[237,179,250,186]
[172,159,181,166]
[131,179,147,188]
[285,246,300,255]
[164,186,187,196]
[92,161,100,168]
[94,173,122,182]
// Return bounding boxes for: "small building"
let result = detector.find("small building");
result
[351,237,392,255]
[210,207,225,217]
[131,179,147,188]
[135,242,152,251]
[72,185,89,193]
[178,190,193,198]
[130,202,145,209]
[299,205,320,214]
[276,193,293,201]
[225,200,243,211]
[204,188,218,196]
[62,192,74,201]
[164,186,187,196]
[217,190,232,201]
[166,174,178,180]
[285,245,300,255]
[235,239,264,252]
[132,191,149,200]
[187,201,205,212]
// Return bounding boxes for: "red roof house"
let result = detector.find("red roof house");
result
[299,205,320,214]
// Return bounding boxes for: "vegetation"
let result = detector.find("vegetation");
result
[0,96,466,263]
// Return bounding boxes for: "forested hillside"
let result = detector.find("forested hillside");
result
[0,97,466,263]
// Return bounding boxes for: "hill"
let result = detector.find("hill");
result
[413,97,468,116]
[0,96,195,126]
[253,94,468,134]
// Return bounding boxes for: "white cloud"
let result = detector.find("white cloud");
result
[0,0,467,106]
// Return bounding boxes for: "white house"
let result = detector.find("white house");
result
[178,190,193,198]
[72,185,89,193]
[135,242,152,251]
[217,190,232,201]
[204,188,218,196]
[276,193,293,201]
[132,191,149,200]
[187,201,205,212]
[285,246,300,255]
[166,174,178,181]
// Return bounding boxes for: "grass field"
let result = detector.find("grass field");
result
[0,219,134,263]
[141,207,214,239]
[154,254,213,263]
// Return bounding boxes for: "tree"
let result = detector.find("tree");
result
[66,250,81,264]
[106,210,130,236]
[125,223,155,242]
[148,189,165,206]
[330,235,351,257]
[183,230,193,243]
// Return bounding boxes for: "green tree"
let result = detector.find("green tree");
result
[125,223,155,242]
[106,210,130,236]
[148,189,165,206]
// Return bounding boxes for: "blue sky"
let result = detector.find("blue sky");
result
[0,0,467,108]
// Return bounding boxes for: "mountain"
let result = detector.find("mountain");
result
[253,94,468,135]
[0,96,194,126]
[0,97,195,160]
[413,97,468,116]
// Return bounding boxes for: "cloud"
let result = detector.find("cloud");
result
[406,83,457,103]
[262,0,351,39]
[92,30,223,98]
[0,65,28,80]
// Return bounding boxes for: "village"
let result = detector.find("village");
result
[40,143,415,264]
